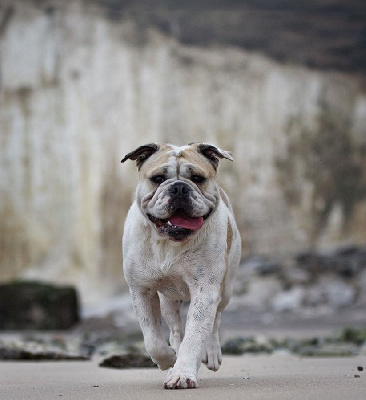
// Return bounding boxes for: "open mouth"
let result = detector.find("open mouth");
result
[148,208,211,241]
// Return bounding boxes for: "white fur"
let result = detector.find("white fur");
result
[122,144,241,389]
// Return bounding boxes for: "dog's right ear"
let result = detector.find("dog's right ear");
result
[121,143,160,170]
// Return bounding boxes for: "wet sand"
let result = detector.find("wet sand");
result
[1,354,365,400]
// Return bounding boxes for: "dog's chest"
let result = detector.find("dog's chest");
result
[140,240,202,301]
[155,275,191,301]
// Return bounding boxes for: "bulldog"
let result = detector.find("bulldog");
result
[121,143,241,389]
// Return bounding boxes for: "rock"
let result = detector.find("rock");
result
[304,282,329,307]
[240,256,282,276]
[327,280,356,308]
[230,277,283,310]
[221,336,273,355]
[271,287,305,312]
[337,327,366,345]
[99,352,156,369]
[0,342,89,361]
[296,246,366,279]
[357,269,366,305]
[220,338,248,355]
[0,281,80,330]
[221,329,366,358]
[302,276,356,308]
[330,246,366,277]
[296,251,322,273]
[295,343,357,357]
[285,267,311,285]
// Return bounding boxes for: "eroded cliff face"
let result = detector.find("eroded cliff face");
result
[0,0,365,305]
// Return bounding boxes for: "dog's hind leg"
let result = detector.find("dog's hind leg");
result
[159,294,184,355]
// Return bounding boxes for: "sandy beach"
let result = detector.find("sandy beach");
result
[1,354,365,400]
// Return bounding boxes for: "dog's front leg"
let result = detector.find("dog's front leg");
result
[130,287,176,370]
[164,288,220,389]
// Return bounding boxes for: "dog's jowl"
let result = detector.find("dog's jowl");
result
[121,143,241,389]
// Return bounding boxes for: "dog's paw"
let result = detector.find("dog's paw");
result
[164,375,197,389]
[164,368,197,389]
[150,346,176,371]
[202,340,222,371]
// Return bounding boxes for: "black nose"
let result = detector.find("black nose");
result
[169,182,190,197]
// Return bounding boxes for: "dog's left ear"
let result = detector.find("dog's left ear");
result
[197,143,234,169]
[121,143,160,170]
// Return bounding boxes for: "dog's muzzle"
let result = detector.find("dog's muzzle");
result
[168,181,190,197]
[147,181,211,241]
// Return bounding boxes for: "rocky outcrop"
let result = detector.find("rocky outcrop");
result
[0,0,365,306]
[0,281,80,330]
[231,245,366,313]
[99,352,156,369]
[94,0,366,73]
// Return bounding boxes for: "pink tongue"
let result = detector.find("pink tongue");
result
[169,213,204,230]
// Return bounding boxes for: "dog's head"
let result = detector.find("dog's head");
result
[122,143,234,242]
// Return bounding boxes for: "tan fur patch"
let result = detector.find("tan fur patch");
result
[180,145,217,179]
[226,218,233,253]
[139,144,174,177]
[220,217,233,294]
[139,143,217,179]
[219,188,230,209]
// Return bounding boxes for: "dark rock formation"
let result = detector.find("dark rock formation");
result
[0,281,80,330]
[93,0,366,73]
[0,344,89,360]
[99,352,156,368]
[221,327,366,357]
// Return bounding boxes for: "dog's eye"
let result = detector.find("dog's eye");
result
[191,175,206,184]
[150,175,166,185]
